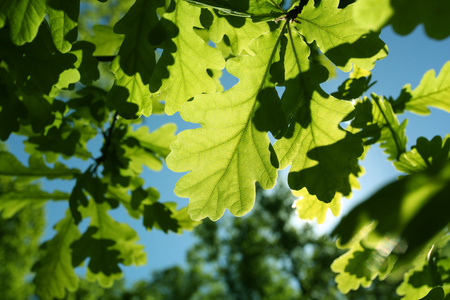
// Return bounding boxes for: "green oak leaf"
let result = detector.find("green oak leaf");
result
[3,0,47,45]
[32,210,81,300]
[167,203,200,232]
[350,94,407,160]
[332,160,450,290]
[394,135,450,174]
[331,236,396,293]
[68,86,109,124]
[149,0,225,115]
[293,162,361,224]
[71,227,123,287]
[295,0,388,71]
[166,29,284,221]
[397,234,450,299]
[70,41,100,85]
[331,66,375,100]
[0,24,79,96]
[391,61,450,115]
[86,25,124,56]
[108,184,198,233]
[293,188,342,224]
[0,69,26,140]
[273,31,363,202]
[143,202,180,233]
[0,151,80,179]
[183,0,284,21]
[0,183,68,218]
[26,123,94,160]
[205,9,270,57]
[21,94,55,134]
[107,0,163,118]
[75,202,146,287]
[47,0,80,53]
[396,256,443,300]
[353,0,450,40]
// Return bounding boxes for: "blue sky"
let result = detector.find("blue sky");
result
[6,23,450,285]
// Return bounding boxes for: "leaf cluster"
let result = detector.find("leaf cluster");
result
[0,0,449,298]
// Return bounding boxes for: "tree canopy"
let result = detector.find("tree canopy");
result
[0,0,449,299]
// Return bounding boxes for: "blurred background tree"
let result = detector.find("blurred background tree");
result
[0,177,45,300]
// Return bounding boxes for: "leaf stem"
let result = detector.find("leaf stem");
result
[93,111,119,172]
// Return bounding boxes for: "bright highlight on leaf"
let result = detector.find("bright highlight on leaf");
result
[150,0,225,115]
[167,29,283,221]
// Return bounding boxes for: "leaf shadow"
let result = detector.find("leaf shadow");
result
[148,1,180,93]
[287,133,363,202]
[324,32,388,70]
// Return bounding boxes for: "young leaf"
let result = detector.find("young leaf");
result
[47,0,80,53]
[392,61,450,115]
[33,210,81,300]
[149,0,225,115]
[295,0,388,71]
[394,135,450,174]
[167,29,284,220]
[350,94,407,160]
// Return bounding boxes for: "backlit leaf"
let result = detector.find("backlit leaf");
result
[295,0,388,71]
[33,210,81,300]
[75,202,146,287]
[394,135,450,174]
[332,161,450,292]
[150,0,225,115]
[350,94,407,160]
[47,0,80,53]
[167,29,283,220]
[392,61,450,115]
[5,0,47,45]
[274,32,363,202]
